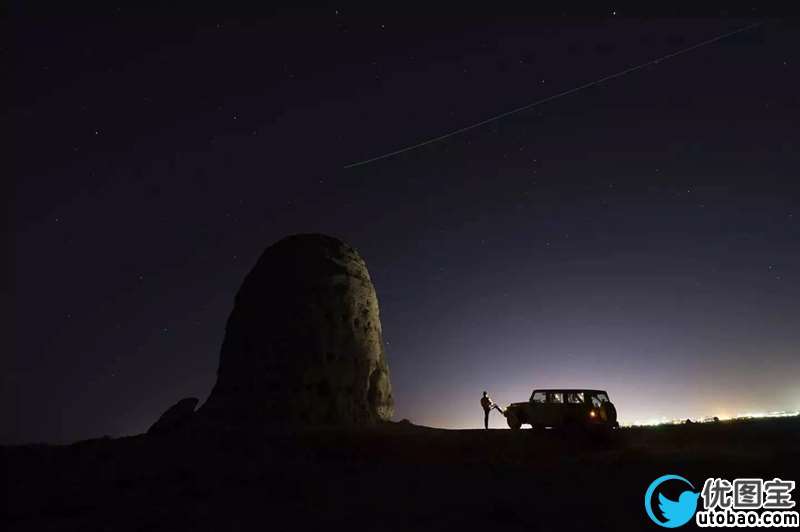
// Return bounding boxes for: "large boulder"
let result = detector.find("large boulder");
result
[200,234,393,428]
[148,397,198,435]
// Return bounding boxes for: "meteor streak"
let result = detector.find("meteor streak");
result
[344,21,764,169]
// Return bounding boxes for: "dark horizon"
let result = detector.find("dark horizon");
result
[8,5,800,444]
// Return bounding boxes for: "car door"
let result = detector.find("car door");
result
[528,391,547,424]
[543,391,564,427]
[563,391,585,423]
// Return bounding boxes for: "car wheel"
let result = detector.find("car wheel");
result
[507,413,522,431]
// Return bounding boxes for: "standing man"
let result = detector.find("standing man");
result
[480,391,496,429]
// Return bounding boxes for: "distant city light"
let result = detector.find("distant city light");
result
[623,410,800,427]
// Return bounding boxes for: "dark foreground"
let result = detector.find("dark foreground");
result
[4,417,799,531]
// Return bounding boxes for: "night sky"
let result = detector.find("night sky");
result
[8,5,800,444]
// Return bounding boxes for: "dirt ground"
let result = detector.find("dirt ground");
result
[3,416,799,531]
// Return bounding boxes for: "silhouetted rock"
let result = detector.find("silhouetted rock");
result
[148,397,198,435]
[200,234,393,428]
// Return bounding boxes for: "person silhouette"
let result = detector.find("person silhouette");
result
[480,391,495,429]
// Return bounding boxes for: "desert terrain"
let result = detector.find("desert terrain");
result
[4,416,799,531]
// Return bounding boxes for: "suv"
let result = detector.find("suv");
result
[504,389,618,431]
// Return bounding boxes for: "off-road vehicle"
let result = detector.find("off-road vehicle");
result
[504,389,618,431]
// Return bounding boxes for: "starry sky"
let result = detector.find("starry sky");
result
[8,4,800,443]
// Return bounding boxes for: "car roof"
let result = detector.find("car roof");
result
[532,389,607,394]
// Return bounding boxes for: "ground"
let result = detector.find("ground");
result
[3,416,799,531]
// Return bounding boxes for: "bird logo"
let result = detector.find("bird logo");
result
[644,474,700,528]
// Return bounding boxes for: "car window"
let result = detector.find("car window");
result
[531,391,546,403]
[590,396,602,408]
[548,392,563,404]
[597,393,609,403]
[566,392,583,404]
[566,392,584,404]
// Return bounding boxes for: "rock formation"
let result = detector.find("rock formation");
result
[148,397,198,435]
[199,234,393,428]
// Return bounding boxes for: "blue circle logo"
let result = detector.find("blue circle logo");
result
[644,474,700,528]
